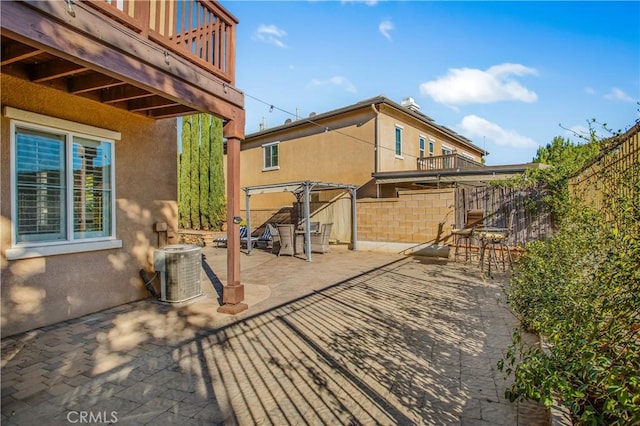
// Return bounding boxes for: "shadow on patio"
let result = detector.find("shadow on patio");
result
[1,252,548,425]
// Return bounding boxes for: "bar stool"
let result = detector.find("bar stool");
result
[451,209,484,262]
[478,210,516,275]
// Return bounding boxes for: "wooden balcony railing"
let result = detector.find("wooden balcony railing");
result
[417,153,484,171]
[86,0,237,84]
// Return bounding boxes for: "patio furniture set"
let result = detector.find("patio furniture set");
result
[215,222,334,258]
[451,209,516,276]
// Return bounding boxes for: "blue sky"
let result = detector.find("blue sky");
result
[224,1,639,165]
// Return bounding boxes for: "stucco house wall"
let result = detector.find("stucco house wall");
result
[1,75,178,337]
[239,109,376,211]
[376,105,482,174]
[230,97,483,248]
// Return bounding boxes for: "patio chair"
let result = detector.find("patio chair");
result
[276,224,295,256]
[310,223,333,253]
[266,223,280,253]
[451,209,484,262]
[297,221,320,234]
[215,226,257,248]
[213,229,232,248]
[240,226,259,249]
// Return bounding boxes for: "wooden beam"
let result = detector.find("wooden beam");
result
[68,73,125,94]
[146,104,196,119]
[1,42,42,66]
[31,59,89,83]
[128,96,179,112]
[101,86,153,103]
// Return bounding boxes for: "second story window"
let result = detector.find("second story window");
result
[442,145,454,168]
[395,126,403,157]
[263,142,279,170]
[419,136,425,159]
[429,139,435,157]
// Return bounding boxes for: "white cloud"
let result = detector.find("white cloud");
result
[309,76,357,93]
[420,63,538,106]
[604,87,636,103]
[459,115,538,149]
[253,24,287,48]
[379,20,394,41]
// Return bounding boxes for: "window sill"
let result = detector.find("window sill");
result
[262,166,280,172]
[395,155,404,160]
[6,240,123,260]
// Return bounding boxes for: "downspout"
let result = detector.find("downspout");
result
[371,104,380,198]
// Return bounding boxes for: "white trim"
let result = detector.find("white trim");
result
[262,141,279,170]
[6,240,123,260]
[3,107,121,140]
[9,113,118,254]
[418,134,426,158]
[394,125,403,157]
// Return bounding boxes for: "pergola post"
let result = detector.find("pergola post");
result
[350,187,358,251]
[304,182,312,262]
[245,192,252,255]
[218,117,247,315]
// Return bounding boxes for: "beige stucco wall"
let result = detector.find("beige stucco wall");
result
[376,105,482,173]
[238,110,377,212]
[357,188,455,249]
[1,75,178,337]
[232,104,482,243]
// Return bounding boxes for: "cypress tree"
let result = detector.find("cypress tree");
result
[178,117,192,229]
[199,114,211,229]
[209,116,226,230]
[189,115,201,230]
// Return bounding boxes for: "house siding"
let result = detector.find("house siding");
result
[1,75,178,337]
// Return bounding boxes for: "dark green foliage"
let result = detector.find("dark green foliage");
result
[208,117,226,229]
[178,117,192,229]
[500,128,640,424]
[199,114,211,229]
[189,115,201,230]
[178,114,226,231]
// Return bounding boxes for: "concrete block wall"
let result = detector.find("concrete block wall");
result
[357,188,455,246]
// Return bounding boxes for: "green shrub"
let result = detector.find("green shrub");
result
[500,176,640,424]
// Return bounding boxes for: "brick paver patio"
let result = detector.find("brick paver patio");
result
[1,246,547,425]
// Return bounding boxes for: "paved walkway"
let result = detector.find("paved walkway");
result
[1,246,548,425]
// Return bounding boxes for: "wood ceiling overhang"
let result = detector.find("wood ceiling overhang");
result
[0,1,244,122]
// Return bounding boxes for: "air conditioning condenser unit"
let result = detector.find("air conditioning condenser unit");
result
[153,244,203,303]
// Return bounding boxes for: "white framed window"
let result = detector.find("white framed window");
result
[419,135,426,159]
[395,125,403,158]
[263,142,279,171]
[428,139,435,157]
[442,145,454,168]
[6,107,121,259]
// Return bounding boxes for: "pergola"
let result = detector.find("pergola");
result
[242,181,359,261]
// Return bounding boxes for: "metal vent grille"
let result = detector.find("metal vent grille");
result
[154,244,202,303]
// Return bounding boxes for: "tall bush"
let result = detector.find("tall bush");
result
[500,129,640,424]
[178,114,226,230]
